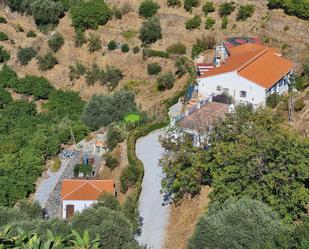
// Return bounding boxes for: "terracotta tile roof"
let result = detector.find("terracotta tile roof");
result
[61,179,115,201]
[180,101,229,131]
[198,44,293,89]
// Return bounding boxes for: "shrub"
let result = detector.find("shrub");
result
[107,124,125,151]
[0,87,13,108]
[105,153,119,170]
[70,0,112,30]
[51,157,61,172]
[29,0,65,25]
[133,46,140,54]
[295,76,309,91]
[120,164,141,192]
[47,32,64,52]
[108,40,117,50]
[267,0,309,20]
[37,52,58,71]
[147,63,162,75]
[88,34,102,52]
[157,72,175,90]
[73,164,92,177]
[184,0,199,11]
[294,98,305,112]
[175,56,188,78]
[105,65,123,89]
[191,35,216,58]
[143,48,169,58]
[167,0,181,7]
[221,16,228,29]
[167,43,186,54]
[74,29,86,47]
[69,62,86,80]
[202,1,215,16]
[266,93,283,108]
[85,63,105,85]
[121,43,129,53]
[17,47,37,65]
[205,16,215,29]
[219,2,236,17]
[139,16,162,44]
[0,32,9,41]
[185,15,201,30]
[237,4,255,21]
[0,16,7,24]
[138,0,160,18]
[14,23,24,32]
[0,46,10,63]
[26,30,36,37]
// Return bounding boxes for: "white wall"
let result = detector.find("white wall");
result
[197,71,266,106]
[62,200,96,219]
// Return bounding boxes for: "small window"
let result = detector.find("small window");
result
[223,88,229,94]
[217,85,222,91]
[240,91,247,98]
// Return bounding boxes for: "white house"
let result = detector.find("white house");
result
[197,43,294,107]
[61,179,115,219]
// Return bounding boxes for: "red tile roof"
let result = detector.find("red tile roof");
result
[199,44,293,89]
[61,179,115,201]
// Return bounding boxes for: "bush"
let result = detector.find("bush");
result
[157,72,175,91]
[185,15,201,30]
[266,93,283,108]
[167,0,181,7]
[85,63,105,85]
[37,52,58,71]
[88,34,102,52]
[184,0,199,11]
[108,40,117,50]
[202,1,215,16]
[175,56,188,78]
[267,0,309,20]
[0,32,9,41]
[133,46,140,54]
[221,16,228,29]
[139,16,162,44]
[167,43,186,54]
[147,63,162,75]
[74,29,86,47]
[205,17,215,29]
[17,47,37,66]
[295,76,309,91]
[73,164,92,177]
[0,87,13,108]
[188,198,289,249]
[0,16,7,23]
[143,48,169,59]
[191,35,216,58]
[48,32,64,52]
[105,66,123,88]
[237,4,255,21]
[0,46,10,63]
[107,124,125,151]
[70,0,112,30]
[121,43,129,53]
[294,98,305,112]
[14,23,24,32]
[105,153,119,170]
[26,30,36,37]
[138,0,160,18]
[120,164,141,192]
[219,2,236,16]
[69,62,86,80]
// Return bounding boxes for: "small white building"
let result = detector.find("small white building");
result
[197,43,294,107]
[61,179,115,219]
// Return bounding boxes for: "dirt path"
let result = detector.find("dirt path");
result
[136,128,170,249]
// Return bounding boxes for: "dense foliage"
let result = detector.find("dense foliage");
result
[108,40,117,50]
[268,0,309,20]
[0,47,11,63]
[236,4,255,21]
[88,33,102,52]
[188,198,290,249]
[17,47,37,65]
[37,52,58,71]
[139,16,162,44]
[185,15,201,30]
[202,1,215,16]
[0,32,9,41]
[166,43,186,54]
[0,66,87,206]
[121,43,129,53]
[161,106,309,220]
[184,0,199,11]
[221,16,228,29]
[205,16,215,29]
[82,90,138,130]
[106,124,125,151]
[147,62,162,75]
[70,0,112,30]
[167,0,181,7]
[138,0,160,18]
[191,35,216,58]
[157,72,175,91]
[47,32,64,52]
[218,2,236,17]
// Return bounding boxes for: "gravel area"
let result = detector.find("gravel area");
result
[136,128,170,249]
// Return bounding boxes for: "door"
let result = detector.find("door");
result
[66,204,74,219]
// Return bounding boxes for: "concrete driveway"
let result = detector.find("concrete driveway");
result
[136,128,170,249]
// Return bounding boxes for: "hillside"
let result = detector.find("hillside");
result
[1,0,309,110]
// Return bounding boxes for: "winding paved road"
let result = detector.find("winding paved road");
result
[136,128,170,249]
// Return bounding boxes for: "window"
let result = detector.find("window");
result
[223,88,229,94]
[217,85,222,91]
[240,90,247,98]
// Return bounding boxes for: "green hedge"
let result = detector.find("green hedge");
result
[143,48,169,59]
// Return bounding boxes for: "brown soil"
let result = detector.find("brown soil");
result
[164,186,212,249]
[1,0,308,110]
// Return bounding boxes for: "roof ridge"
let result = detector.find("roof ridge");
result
[88,181,104,193]
[62,180,88,200]
[237,48,269,72]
